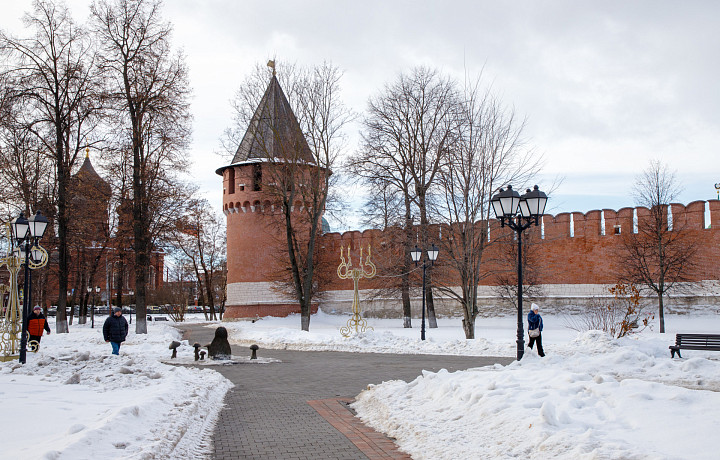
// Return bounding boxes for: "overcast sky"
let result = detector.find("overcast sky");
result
[3,0,719,230]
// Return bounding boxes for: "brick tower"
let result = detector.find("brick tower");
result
[217,71,319,319]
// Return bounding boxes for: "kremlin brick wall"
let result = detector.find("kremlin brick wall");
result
[312,200,720,317]
[222,159,719,318]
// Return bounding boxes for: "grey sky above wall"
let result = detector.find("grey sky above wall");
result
[3,0,718,230]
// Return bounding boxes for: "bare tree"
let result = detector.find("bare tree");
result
[616,160,698,333]
[354,179,417,328]
[92,0,192,333]
[351,67,459,328]
[271,63,352,331]
[169,198,226,321]
[0,0,102,333]
[350,122,417,328]
[435,75,538,338]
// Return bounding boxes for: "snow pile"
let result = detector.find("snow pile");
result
[222,311,527,356]
[0,320,231,460]
[352,330,720,460]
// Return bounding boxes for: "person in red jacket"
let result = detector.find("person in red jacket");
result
[27,305,51,350]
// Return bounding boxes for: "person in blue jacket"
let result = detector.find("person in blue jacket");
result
[103,306,129,355]
[527,303,545,357]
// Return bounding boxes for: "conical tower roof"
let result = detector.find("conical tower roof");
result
[74,149,111,196]
[217,74,314,175]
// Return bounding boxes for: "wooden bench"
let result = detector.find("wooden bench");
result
[669,334,720,358]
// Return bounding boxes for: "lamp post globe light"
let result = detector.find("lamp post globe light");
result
[491,185,548,361]
[11,211,50,364]
[411,244,439,341]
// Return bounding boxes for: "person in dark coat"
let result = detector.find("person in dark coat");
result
[527,303,545,357]
[27,305,51,350]
[103,306,129,355]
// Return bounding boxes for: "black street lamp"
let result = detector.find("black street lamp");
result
[128,290,134,324]
[88,286,101,328]
[12,211,49,364]
[87,286,92,326]
[410,244,439,341]
[490,185,548,361]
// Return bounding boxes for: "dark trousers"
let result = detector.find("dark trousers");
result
[528,333,545,357]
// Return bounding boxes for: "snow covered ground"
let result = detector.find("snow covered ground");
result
[0,318,232,460]
[223,310,720,460]
[2,310,719,459]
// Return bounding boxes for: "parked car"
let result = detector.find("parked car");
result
[146,314,169,322]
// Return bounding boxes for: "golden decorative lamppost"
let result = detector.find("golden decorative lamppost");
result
[0,225,24,362]
[337,244,376,337]
[0,212,49,363]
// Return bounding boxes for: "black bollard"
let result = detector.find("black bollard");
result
[250,344,259,359]
[169,341,181,359]
[193,343,201,361]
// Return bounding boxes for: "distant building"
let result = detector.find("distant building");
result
[35,149,164,310]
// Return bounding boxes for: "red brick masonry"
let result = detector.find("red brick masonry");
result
[308,398,412,459]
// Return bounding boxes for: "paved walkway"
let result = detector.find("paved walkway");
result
[177,323,513,460]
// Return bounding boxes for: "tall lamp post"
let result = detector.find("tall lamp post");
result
[410,244,439,341]
[11,211,49,364]
[87,286,93,326]
[490,185,548,361]
[128,290,134,324]
[89,286,100,328]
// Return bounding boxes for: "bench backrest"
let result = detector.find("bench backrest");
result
[676,334,720,347]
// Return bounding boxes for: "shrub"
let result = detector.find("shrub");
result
[565,284,654,338]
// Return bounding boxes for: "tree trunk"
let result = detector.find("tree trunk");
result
[132,139,148,334]
[204,270,216,321]
[115,258,124,310]
[402,215,413,328]
[401,276,412,328]
[301,312,310,331]
[78,297,87,325]
[78,271,87,325]
[417,189,438,328]
[461,285,476,339]
[55,154,69,333]
[658,292,665,333]
[425,279,438,328]
[462,317,475,339]
[134,266,147,334]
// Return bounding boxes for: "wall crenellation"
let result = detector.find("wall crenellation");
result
[324,200,719,243]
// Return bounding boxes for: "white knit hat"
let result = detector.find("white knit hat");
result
[531,303,539,311]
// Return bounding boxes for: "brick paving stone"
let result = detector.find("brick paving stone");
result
[177,323,512,460]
